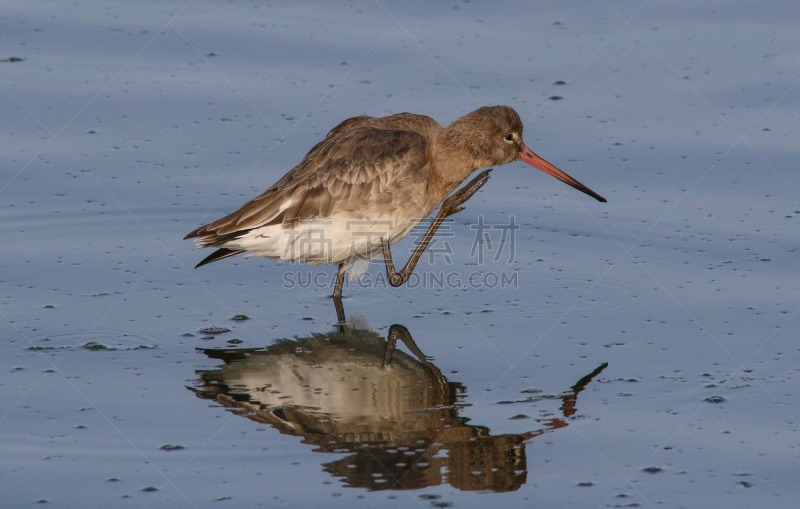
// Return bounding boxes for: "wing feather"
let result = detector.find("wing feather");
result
[185,119,431,250]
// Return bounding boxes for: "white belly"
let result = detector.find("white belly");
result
[225,213,419,270]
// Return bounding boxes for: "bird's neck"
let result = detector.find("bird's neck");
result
[433,131,489,191]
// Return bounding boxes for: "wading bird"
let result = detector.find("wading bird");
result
[185,106,606,299]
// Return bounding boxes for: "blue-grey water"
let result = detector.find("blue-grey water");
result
[2,1,799,507]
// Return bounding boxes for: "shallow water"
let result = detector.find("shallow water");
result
[3,1,800,507]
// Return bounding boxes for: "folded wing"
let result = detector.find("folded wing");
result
[185,118,430,258]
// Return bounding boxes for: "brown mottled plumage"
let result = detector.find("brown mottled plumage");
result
[185,105,605,298]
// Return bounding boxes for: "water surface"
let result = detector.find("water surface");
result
[2,1,799,507]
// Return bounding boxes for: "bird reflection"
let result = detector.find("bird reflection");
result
[190,316,606,492]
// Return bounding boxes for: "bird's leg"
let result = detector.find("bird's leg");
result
[331,263,348,326]
[332,263,346,299]
[383,325,448,395]
[383,330,398,368]
[333,296,347,327]
[387,324,433,364]
[382,169,492,287]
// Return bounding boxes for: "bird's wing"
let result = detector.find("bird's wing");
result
[185,124,430,246]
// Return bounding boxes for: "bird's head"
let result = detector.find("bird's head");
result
[452,105,606,202]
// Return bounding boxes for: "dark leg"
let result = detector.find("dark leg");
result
[385,324,432,365]
[383,325,447,393]
[333,296,346,326]
[332,263,348,326]
[383,169,491,287]
[332,263,346,298]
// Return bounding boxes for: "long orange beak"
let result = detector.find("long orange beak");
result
[517,144,606,202]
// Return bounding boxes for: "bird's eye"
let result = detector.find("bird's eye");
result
[504,133,514,142]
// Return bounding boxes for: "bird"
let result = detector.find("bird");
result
[185,105,606,299]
